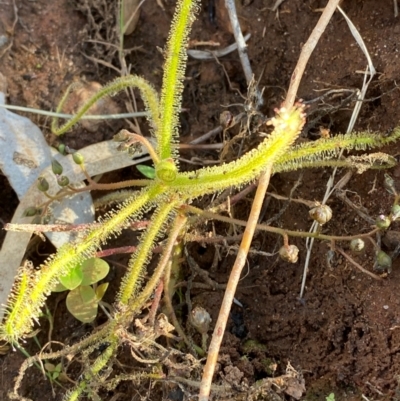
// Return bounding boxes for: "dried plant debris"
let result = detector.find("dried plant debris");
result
[74,0,120,64]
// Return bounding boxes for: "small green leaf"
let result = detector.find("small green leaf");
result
[95,282,109,301]
[80,258,110,286]
[59,264,83,290]
[66,286,98,323]
[136,164,156,179]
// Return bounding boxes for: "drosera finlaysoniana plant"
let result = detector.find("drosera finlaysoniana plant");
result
[2,0,400,399]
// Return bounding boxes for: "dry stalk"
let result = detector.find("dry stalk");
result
[198,0,342,399]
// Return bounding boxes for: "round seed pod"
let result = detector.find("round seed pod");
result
[190,306,212,335]
[374,250,392,273]
[57,176,70,187]
[350,238,365,253]
[37,177,49,192]
[72,152,84,165]
[155,158,177,183]
[391,204,400,221]
[51,159,63,175]
[376,214,391,230]
[309,204,332,225]
[58,144,66,155]
[279,244,299,263]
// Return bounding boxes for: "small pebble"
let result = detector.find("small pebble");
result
[383,305,389,310]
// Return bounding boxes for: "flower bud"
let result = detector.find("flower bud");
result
[391,204,400,221]
[279,245,299,263]
[72,152,84,165]
[190,306,212,335]
[309,204,332,225]
[376,214,391,230]
[155,158,177,183]
[51,159,63,175]
[350,238,365,253]
[57,176,70,187]
[374,250,392,273]
[37,177,49,192]
[23,206,38,217]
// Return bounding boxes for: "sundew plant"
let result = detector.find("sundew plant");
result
[2,0,400,399]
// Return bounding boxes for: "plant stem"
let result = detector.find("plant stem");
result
[284,0,342,109]
[127,213,187,313]
[198,165,272,401]
[335,246,383,281]
[186,205,380,242]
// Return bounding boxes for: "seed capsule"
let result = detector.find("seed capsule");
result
[51,159,63,175]
[376,214,391,230]
[309,204,332,225]
[350,238,365,253]
[279,244,299,263]
[72,152,84,165]
[391,204,400,221]
[58,144,66,155]
[374,250,392,273]
[37,177,49,192]
[57,176,70,187]
[190,306,212,335]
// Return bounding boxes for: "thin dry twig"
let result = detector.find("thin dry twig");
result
[283,0,342,109]
[224,0,253,86]
[199,1,342,399]
[335,246,383,281]
[198,166,273,401]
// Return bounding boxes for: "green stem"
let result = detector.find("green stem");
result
[52,76,160,136]
[158,0,199,159]
[128,213,187,312]
[65,338,118,401]
[117,200,178,305]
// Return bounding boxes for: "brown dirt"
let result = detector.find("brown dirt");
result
[1,0,400,400]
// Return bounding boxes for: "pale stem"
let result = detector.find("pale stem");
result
[198,165,272,401]
[224,0,253,85]
[283,0,342,109]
